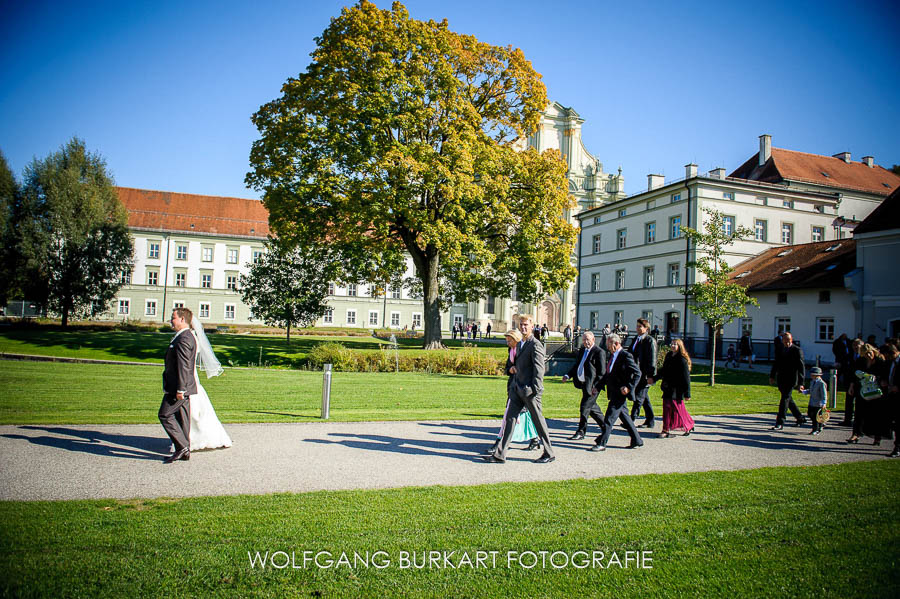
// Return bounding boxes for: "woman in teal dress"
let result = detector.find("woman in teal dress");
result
[487,329,540,454]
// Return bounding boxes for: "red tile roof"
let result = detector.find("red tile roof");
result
[726,239,856,291]
[853,185,900,235]
[729,148,900,196]
[117,187,269,239]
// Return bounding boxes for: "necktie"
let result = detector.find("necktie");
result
[577,348,590,381]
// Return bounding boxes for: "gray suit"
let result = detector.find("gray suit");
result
[492,336,555,460]
[159,328,197,452]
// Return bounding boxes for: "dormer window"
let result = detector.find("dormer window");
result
[820,171,830,178]
[777,249,793,257]
[824,244,842,252]
[782,266,800,275]
[735,271,751,278]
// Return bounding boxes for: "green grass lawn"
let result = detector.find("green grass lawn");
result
[0,327,510,367]
[0,359,841,424]
[1,460,897,598]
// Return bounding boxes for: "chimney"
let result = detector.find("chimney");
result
[862,156,874,168]
[685,163,698,179]
[709,167,726,179]
[647,174,665,191]
[833,151,851,163]
[759,134,771,166]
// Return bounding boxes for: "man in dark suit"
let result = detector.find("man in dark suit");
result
[484,314,556,464]
[882,343,899,458]
[628,318,658,428]
[159,307,197,463]
[769,332,807,430]
[562,331,607,440]
[591,333,643,451]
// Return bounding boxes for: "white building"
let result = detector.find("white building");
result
[575,135,900,352]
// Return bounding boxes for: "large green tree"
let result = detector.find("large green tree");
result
[21,138,133,326]
[0,151,20,306]
[240,240,339,343]
[246,1,576,349]
[681,209,759,386]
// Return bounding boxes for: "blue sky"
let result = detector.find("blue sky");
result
[2,0,898,198]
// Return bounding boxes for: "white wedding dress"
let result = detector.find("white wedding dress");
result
[170,323,232,452]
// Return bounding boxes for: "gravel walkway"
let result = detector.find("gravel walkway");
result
[0,414,891,501]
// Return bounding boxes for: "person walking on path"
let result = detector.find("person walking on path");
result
[591,333,643,451]
[160,308,198,464]
[659,339,695,438]
[628,318,658,428]
[801,367,828,435]
[487,329,540,455]
[740,331,754,369]
[882,343,900,458]
[562,331,607,441]
[483,314,556,464]
[769,332,807,430]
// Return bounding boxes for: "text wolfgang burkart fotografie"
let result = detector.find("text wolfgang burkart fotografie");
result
[248,549,653,570]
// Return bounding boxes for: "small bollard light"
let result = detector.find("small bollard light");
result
[321,363,332,419]
[828,367,838,409]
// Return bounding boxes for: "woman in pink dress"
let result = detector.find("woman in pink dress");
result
[660,338,695,437]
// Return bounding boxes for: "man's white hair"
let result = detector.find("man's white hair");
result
[606,333,621,345]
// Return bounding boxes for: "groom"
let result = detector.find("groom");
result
[160,307,197,463]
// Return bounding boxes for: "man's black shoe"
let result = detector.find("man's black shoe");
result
[534,454,556,464]
[526,439,541,451]
[889,447,900,458]
[637,421,655,428]
[567,431,586,440]
[164,447,189,464]
[771,424,784,431]
[626,442,644,449]
[482,454,505,464]
[795,418,807,427]
[589,444,606,452]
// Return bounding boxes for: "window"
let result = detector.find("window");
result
[347,283,357,297]
[224,304,235,320]
[754,219,767,242]
[391,286,401,299]
[816,317,834,342]
[252,250,264,264]
[147,271,158,286]
[723,191,735,200]
[812,226,824,242]
[618,208,627,218]
[227,248,239,264]
[323,308,333,324]
[369,310,379,326]
[453,314,463,326]
[670,216,682,239]
[815,205,826,214]
[201,274,212,289]
[412,313,422,328]
[592,234,602,254]
[775,317,791,335]
[176,244,188,260]
[617,228,627,249]
[390,312,400,327]
[645,222,656,244]
[740,318,753,336]
[646,200,655,210]
[590,312,598,330]
[199,303,210,318]
[722,216,735,236]
[819,290,831,304]
[591,273,601,292]
[227,275,238,291]
[147,242,160,259]
[614,310,624,326]
[668,263,680,286]
[173,301,184,310]
[485,296,495,314]
[781,223,793,244]
[615,269,625,290]
[594,216,602,224]
[174,272,186,287]
[346,310,357,325]
[777,292,788,304]
[119,270,132,285]
[328,283,335,295]
[145,300,157,316]
[671,193,681,203]
[118,299,130,315]
[643,266,655,288]
[202,246,214,262]
[783,199,794,209]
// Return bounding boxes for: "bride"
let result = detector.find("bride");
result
[170,318,233,451]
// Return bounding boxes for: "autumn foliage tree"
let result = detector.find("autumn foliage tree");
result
[246,1,576,349]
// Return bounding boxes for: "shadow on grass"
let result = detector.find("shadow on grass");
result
[2,425,168,460]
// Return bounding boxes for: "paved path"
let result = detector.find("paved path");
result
[0,415,891,501]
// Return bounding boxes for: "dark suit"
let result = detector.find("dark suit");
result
[770,343,805,425]
[493,336,554,460]
[886,357,900,452]
[595,349,643,447]
[159,328,197,452]
[628,334,658,425]
[566,345,608,435]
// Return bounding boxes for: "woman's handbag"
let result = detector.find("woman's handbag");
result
[855,370,883,401]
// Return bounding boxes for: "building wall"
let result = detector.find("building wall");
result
[852,229,900,338]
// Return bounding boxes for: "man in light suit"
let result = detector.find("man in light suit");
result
[591,333,643,451]
[562,331,607,440]
[628,318,658,428]
[484,314,556,464]
[159,307,197,463]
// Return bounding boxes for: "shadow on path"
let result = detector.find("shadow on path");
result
[1,425,167,460]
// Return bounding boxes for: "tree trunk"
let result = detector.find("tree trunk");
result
[61,306,68,328]
[286,322,291,345]
[709,323,718,386]
[419,250,444,350]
